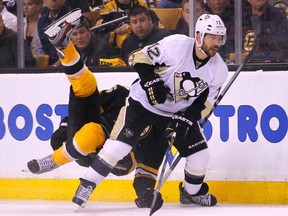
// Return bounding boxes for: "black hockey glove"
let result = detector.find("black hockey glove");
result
[50,116,68,150]
[141,77,170,106]
[165,112,193,140]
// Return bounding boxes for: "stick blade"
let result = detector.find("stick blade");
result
[148,191,163,216]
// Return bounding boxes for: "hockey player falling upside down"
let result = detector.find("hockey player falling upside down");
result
[27,8,168,209]
[29,9,228,213]
[70,12,228,212]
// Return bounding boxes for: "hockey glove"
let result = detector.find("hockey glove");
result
[141,77,170,106]
[50,116,68,150]
[165,112,193,140]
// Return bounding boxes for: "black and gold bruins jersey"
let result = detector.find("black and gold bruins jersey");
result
[99,85,129,134]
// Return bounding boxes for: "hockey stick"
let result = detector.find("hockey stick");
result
[90,16,128,32]
[151,14,262,214]
[149,132,176,216]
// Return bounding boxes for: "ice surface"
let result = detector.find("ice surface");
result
[1,201,288,216]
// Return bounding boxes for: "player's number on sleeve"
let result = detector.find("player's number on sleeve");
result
[146,43,160,60]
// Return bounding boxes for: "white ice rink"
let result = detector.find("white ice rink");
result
[1,201,288,216]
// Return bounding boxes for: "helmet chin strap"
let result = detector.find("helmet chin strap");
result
[196,41,209,58]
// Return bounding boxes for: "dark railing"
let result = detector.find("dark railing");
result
[0,63,287,74]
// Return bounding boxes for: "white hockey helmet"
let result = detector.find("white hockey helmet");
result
[195,14,227,47]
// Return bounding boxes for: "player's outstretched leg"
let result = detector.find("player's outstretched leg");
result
[179,182,217,206]
[72,178,96,208]
[27,155,59,174]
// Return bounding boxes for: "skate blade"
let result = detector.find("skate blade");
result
[73,204,81,213]
[44,8,81,37]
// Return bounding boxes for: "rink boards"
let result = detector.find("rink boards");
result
[0,71,287,204]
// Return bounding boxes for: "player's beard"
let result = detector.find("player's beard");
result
[202,43,219,57]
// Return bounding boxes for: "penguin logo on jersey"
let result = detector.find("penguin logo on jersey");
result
[174,72,208,102]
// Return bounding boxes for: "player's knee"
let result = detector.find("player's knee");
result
[185,148,210,175]
[74,122,106,155]
[98,139,133,167]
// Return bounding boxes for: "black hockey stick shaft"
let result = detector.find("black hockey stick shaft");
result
[90,16,128,32]
[149,132,176,216]
[158,14,262,198]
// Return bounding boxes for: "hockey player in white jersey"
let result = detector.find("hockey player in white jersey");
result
[72,14,228,211]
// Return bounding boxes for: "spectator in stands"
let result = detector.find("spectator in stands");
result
[97,0,147,49]
[34,0,71,67]
[173,0,205,36]
[0,0,17,31]
[205,0,235,61]
[70,16,123,67]
[120,5,171,65]
[24,0,44,55]
[0,14,36,68]
[157,0,182,8]
[243,0,288,63]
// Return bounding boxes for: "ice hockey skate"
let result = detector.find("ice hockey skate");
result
[179,182,217,206]
[135,188,163,209]
[44,8,82,51]
[72,178,96,208]
[27,155,59,174]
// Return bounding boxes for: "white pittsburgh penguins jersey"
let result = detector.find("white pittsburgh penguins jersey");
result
[130,34,228,118]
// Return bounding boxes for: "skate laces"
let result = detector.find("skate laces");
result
[190,194,211,206]
[38,155,57,171]
[75,185,94,202]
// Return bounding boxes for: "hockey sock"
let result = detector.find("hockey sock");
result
[60,41,97,97]
[84,139,132,184]
[184,149,210,194]
[59,41,80,67]
[53,145,74,165]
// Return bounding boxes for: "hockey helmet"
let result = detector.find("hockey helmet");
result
[195,14,227,47]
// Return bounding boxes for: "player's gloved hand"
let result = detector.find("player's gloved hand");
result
[141,77,170,106]
[165,112,193,140]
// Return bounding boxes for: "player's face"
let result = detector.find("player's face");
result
[130,13,153,40]
[202,33,224,57]
[70,26,92,50]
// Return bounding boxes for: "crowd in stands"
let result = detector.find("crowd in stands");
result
[0,0,287,68]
